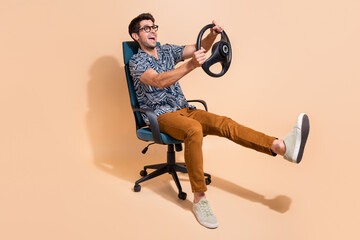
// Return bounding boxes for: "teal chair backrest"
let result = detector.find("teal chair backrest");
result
[122,41,160,128]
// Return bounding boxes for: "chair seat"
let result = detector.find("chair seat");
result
[137,128,183,145]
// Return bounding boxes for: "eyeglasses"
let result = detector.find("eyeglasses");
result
[138,25,159,33]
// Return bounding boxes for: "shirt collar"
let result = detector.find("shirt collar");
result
[137,45,160,59]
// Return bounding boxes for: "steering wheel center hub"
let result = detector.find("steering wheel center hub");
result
[222,44,229,54]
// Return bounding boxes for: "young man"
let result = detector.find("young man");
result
[128,13,310,229]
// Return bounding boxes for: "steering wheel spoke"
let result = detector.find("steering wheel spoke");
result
[202,50,220,69]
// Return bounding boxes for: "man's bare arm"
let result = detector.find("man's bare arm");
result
[140,48,206,89]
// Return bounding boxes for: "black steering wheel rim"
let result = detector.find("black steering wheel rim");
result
[196,24,232,78]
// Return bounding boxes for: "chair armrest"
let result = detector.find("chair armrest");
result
[132,107,163,144]
[187,99,208,111]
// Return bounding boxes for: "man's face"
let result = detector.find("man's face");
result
[133,20,157,50]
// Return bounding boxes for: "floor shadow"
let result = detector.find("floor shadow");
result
[85,56,291,214]
[210,176,292,213]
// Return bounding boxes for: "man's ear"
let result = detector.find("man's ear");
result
[131,33,139,41]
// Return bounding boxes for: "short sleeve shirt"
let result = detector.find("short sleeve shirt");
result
[129,44,189,125]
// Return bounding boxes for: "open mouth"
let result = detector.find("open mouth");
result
[148,36,156,42]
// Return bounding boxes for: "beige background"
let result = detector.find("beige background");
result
[1,0,359,239]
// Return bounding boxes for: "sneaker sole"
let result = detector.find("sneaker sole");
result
[197,220,218,229]
[193,211,219,229]
[293,113,310,163]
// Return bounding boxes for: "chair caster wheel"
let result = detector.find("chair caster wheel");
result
[178,192,187,200]
[134,184,141,192]
[205,177,211,185]
[140,170,147,177]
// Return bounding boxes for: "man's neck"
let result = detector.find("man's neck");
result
[140,45,158,59]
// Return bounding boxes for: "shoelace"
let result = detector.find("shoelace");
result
[198,201,214,217]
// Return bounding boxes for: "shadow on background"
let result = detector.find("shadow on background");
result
[86,56,189,205]
[86,56,291,214]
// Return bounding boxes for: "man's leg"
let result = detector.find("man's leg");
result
[157,109,218,229]
[157,109,208,193]
[186,109,309,163]
[187,109,278,155]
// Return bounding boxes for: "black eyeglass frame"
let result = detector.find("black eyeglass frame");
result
[138,25,159,33]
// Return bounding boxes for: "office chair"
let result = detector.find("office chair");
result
[122,41,211,200]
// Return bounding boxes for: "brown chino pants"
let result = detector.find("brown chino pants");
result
[157,107,277,193]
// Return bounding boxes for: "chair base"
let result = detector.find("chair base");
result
[134,144,211,200]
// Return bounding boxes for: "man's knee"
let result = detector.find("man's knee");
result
[185,121,203,139]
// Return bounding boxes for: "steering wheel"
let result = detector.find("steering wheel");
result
[196,24,232,77]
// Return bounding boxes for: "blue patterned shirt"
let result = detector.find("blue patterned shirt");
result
[129,44,190,125]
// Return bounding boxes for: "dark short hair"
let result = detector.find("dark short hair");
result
[128,13,155,41]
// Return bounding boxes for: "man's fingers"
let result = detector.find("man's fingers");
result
[196,47,206,54]
[191,47,207,67]
[198,54,207,61]
[199,59,206,65]
[194,49,206,58]
[197,55,207,65]
[196,54,206,61]
[211,20,224,34]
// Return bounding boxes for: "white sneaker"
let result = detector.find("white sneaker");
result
[192,199,218,229]
[284,113,310,163]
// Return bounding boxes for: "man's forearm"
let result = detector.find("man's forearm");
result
[142,60,196,89]
[182,32,217,60]
[201,33,217,52]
